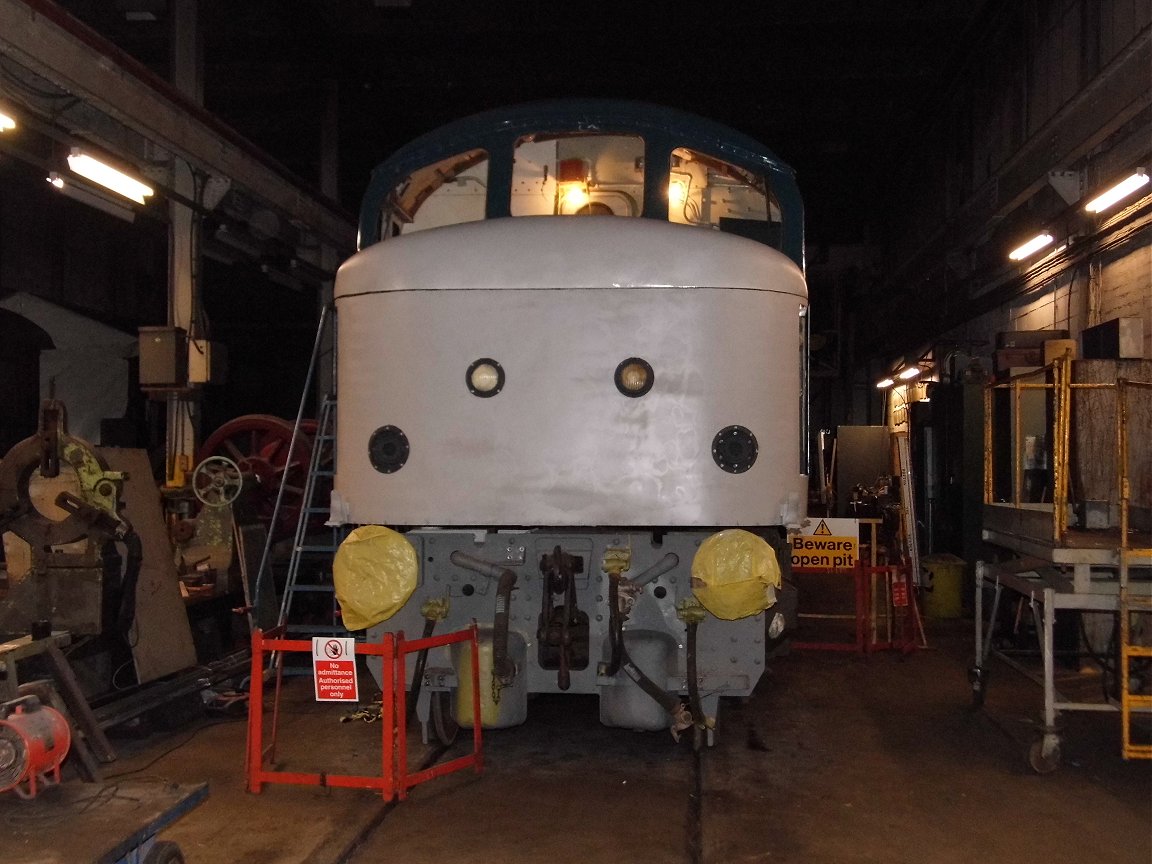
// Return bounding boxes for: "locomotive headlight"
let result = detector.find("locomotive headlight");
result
[614,357,654,397]
[467,358,505,397]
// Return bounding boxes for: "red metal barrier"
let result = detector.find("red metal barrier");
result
[792,563,921,654]
[245,622,482,799]
[394,628,483,800]
[792,562,869,652]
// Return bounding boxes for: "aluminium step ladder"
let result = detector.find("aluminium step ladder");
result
[276,393,351,639]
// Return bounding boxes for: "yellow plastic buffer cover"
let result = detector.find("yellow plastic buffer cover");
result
[333,525,418,630]
[691,529,782,620]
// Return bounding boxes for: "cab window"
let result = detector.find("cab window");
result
[384,148,489,235]
[511,134,644,217]
[668,148,782,248]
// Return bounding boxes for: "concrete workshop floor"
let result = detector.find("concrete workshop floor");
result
[98,621,1149,864]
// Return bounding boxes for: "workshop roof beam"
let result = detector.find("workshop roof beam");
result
[0,0,354,252]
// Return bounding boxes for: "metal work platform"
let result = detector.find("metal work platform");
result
[973,356,1152,771]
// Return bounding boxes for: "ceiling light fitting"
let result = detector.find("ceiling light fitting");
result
[0,111,15,132]
[1008,232,1054,261]
[67,148,153,204]
[898,366,921,380]
[876,378,895,389]
[46,171,136,222]
[1083,168,1149,214]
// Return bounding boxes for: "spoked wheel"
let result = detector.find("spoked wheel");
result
[191,456,243,508]
[197,415,313,538]
[431,690,459,746]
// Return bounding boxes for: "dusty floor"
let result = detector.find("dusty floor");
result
[33,620,1152,863]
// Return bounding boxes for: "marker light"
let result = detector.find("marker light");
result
[67,148,153,204]
[1084,169,1149,214]
[466,358,504,397]
[1008,233,1054,261]
[615,358,654,397]
[898,366,921,380]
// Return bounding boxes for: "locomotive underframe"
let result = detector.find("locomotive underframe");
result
[366,528,777,735]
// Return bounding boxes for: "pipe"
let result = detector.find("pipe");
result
[686,618,705,750]
[627,553,680,588]
[604,574,624,677]
[116,529,143,638]
[449,551,518,683]
[603,553,679,678]
[406,617,437,722]
[619,647,692,739]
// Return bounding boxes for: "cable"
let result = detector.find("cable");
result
[103,717,244,780]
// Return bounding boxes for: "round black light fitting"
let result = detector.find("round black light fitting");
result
[368,425,410,473]
[711,425,758,474]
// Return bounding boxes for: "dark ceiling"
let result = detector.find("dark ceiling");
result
[55,0,990,249]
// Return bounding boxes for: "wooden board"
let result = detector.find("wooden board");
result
[0,780,207,864]
[1072,359,1152,508]
[98,448,197,682]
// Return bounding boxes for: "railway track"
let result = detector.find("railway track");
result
[335,695,716,864]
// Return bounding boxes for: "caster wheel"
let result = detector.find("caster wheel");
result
[143,840,186,864]
[1028,738,1061,774]
[968,665,986,708]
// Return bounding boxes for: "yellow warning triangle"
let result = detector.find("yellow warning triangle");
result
[813,520,832,535]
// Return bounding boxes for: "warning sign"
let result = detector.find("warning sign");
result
[313,637,359,702]
[791,518,860,571]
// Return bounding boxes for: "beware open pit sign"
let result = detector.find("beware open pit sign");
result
[313,637,359,702]
[791,518,860,571]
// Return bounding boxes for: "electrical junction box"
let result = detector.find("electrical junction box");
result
[188,339,228,384]
[138,326,187,387]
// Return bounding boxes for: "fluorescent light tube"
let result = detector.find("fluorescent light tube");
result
[898,366,921,380]
[1084,169,1149,214]
[67,148,153,204]
[876,378,895,389]
[1008,233,1054,261]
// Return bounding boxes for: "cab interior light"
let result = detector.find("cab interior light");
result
[1008,232,1054,261]
[668,172,691,208]
[559,181,590,211]
[1083,168,1149,214]
[67,148,154,204]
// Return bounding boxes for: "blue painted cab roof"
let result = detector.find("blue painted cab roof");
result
[358,99,804,268]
